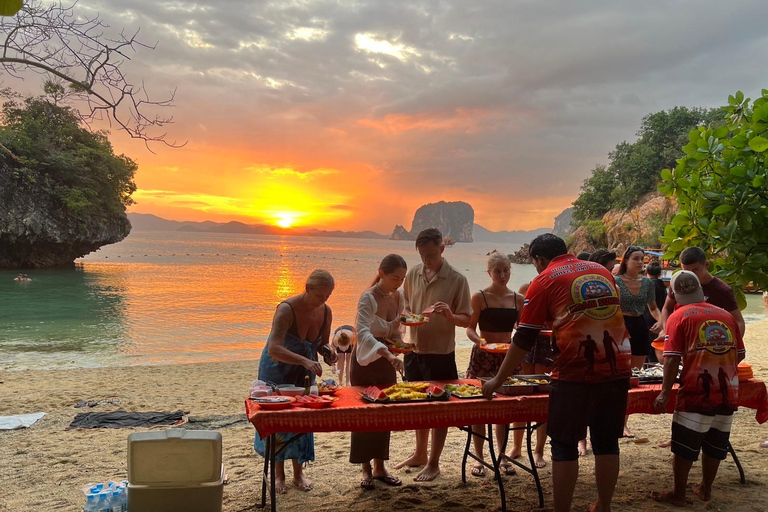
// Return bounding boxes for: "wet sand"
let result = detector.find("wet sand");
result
[2,322,768,511]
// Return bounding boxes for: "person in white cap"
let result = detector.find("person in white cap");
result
[652,270,745,506]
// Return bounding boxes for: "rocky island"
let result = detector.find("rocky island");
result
[390,201,474,242]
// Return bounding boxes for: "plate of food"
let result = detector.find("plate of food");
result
[317,381,340,395]
[518,374,551,392]
[445,383,488,399]
[383,338,415,354]
[400,313,430,326]
[362,381,439,403]
[293,395,338,408]
[480,376,537,395]
[479,342,510,354]
[249,396,295,410]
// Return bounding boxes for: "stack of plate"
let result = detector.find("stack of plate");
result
[738,363,753,382]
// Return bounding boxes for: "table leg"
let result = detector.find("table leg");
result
[526,422,544,508]
[259,435,270,508]
[727,442,746,484]
[461,427,472,484]
[486,424,507,512]
[269,434,277,512]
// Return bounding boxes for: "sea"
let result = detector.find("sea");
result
[1,231,766,371]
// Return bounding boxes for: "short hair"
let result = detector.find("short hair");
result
[528,234,567,261]
[680,247,707,265]
[306,269,335,289]
[415,228,442,248]
[487,250,511,270]
[589,249,617,269]
[646,262,662,278]
[577,251,591,261]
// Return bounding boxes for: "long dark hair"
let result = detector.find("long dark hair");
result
[371,254,407,287]
[618,246,644,276]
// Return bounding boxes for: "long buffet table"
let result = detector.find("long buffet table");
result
[246,379,768,512]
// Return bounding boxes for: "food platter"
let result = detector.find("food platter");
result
[400,313,430,326]
[293,395,338,408]
[479,342,510,354]
[480,376,537,396]
[249,396,295,410]
[517,374,551,393]
[361,382,448,403]
[317,381,340,395]
[445,383,489,399]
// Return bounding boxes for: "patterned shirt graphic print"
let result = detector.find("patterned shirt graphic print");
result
[663,303,746,414]
[519,254,631,383]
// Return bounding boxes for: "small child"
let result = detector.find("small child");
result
[331,325,356,386]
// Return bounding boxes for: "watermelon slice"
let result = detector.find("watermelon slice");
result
[364,386,389,401]
[427,384,446,398]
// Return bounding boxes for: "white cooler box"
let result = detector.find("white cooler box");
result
[127,429,224,512]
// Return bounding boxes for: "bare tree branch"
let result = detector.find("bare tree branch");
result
[0,1,184,150]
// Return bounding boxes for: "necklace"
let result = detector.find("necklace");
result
[373,284,392,298]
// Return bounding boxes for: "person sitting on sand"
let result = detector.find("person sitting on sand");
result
[465,251,526,476]
[331,325,356,386]
[350,254,407,490]
[254,269,338,494]
[652,271,745,506]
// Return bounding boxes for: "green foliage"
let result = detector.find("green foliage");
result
[635,209,670,248]
[573,106,722,224]
[659,89,768,308]
[0,92,137,218]
[581,219,607,247]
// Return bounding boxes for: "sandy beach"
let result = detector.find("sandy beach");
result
[2,324,768,512]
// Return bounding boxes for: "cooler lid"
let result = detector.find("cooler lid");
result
[128,429,222,486]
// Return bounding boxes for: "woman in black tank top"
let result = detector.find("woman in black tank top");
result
[464,252,524,477]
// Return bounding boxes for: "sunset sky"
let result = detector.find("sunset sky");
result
[66,1,768,233]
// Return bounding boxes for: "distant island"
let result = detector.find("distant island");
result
[129,211,553,245]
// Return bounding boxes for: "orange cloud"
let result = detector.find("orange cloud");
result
[357,108,498,135]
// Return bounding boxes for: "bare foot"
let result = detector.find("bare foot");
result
[275,475,288,494]
[578,439,588,457]
[587,502,602,512]
[659,439,672,448]
[506,448,522,460]
[294,473,313,492]
[651,490,690,507]
[623,426,635,439]
[533,452,547,468]
[394,453,427,469]
[692,484,711,502]
[414,463,440,482]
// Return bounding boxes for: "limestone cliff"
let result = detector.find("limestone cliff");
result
[390,201,474,242]
[567,191,676,255]
[0,167,131,268]
[553,207,575,239]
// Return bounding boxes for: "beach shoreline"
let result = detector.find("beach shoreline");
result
[2,324,768,511]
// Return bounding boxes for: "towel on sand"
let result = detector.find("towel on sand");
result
[67,410,187,430]
[0,412,46,430]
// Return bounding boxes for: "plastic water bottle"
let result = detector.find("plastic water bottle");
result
[110,490,124,512]
[96,492,111,512]
[83,493,98,512]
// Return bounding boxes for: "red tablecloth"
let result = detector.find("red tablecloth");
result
[246,379,768,439]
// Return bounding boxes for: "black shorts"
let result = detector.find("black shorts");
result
[671,411,733,462]
[404,352,458,381]
[547,378,629,461]
[624,315,651,357]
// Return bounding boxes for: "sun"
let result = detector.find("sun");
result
[275,213,296,228]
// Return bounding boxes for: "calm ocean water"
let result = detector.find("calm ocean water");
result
[2,231,766,370]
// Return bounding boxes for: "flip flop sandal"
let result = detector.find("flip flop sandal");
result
[373,474,402,486]
[500,463,516,476]
[470,465,485,477]
[360,477,375,490]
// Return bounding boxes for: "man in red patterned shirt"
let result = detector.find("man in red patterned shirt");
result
[652,270,745,506]
[483,234,631,512]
